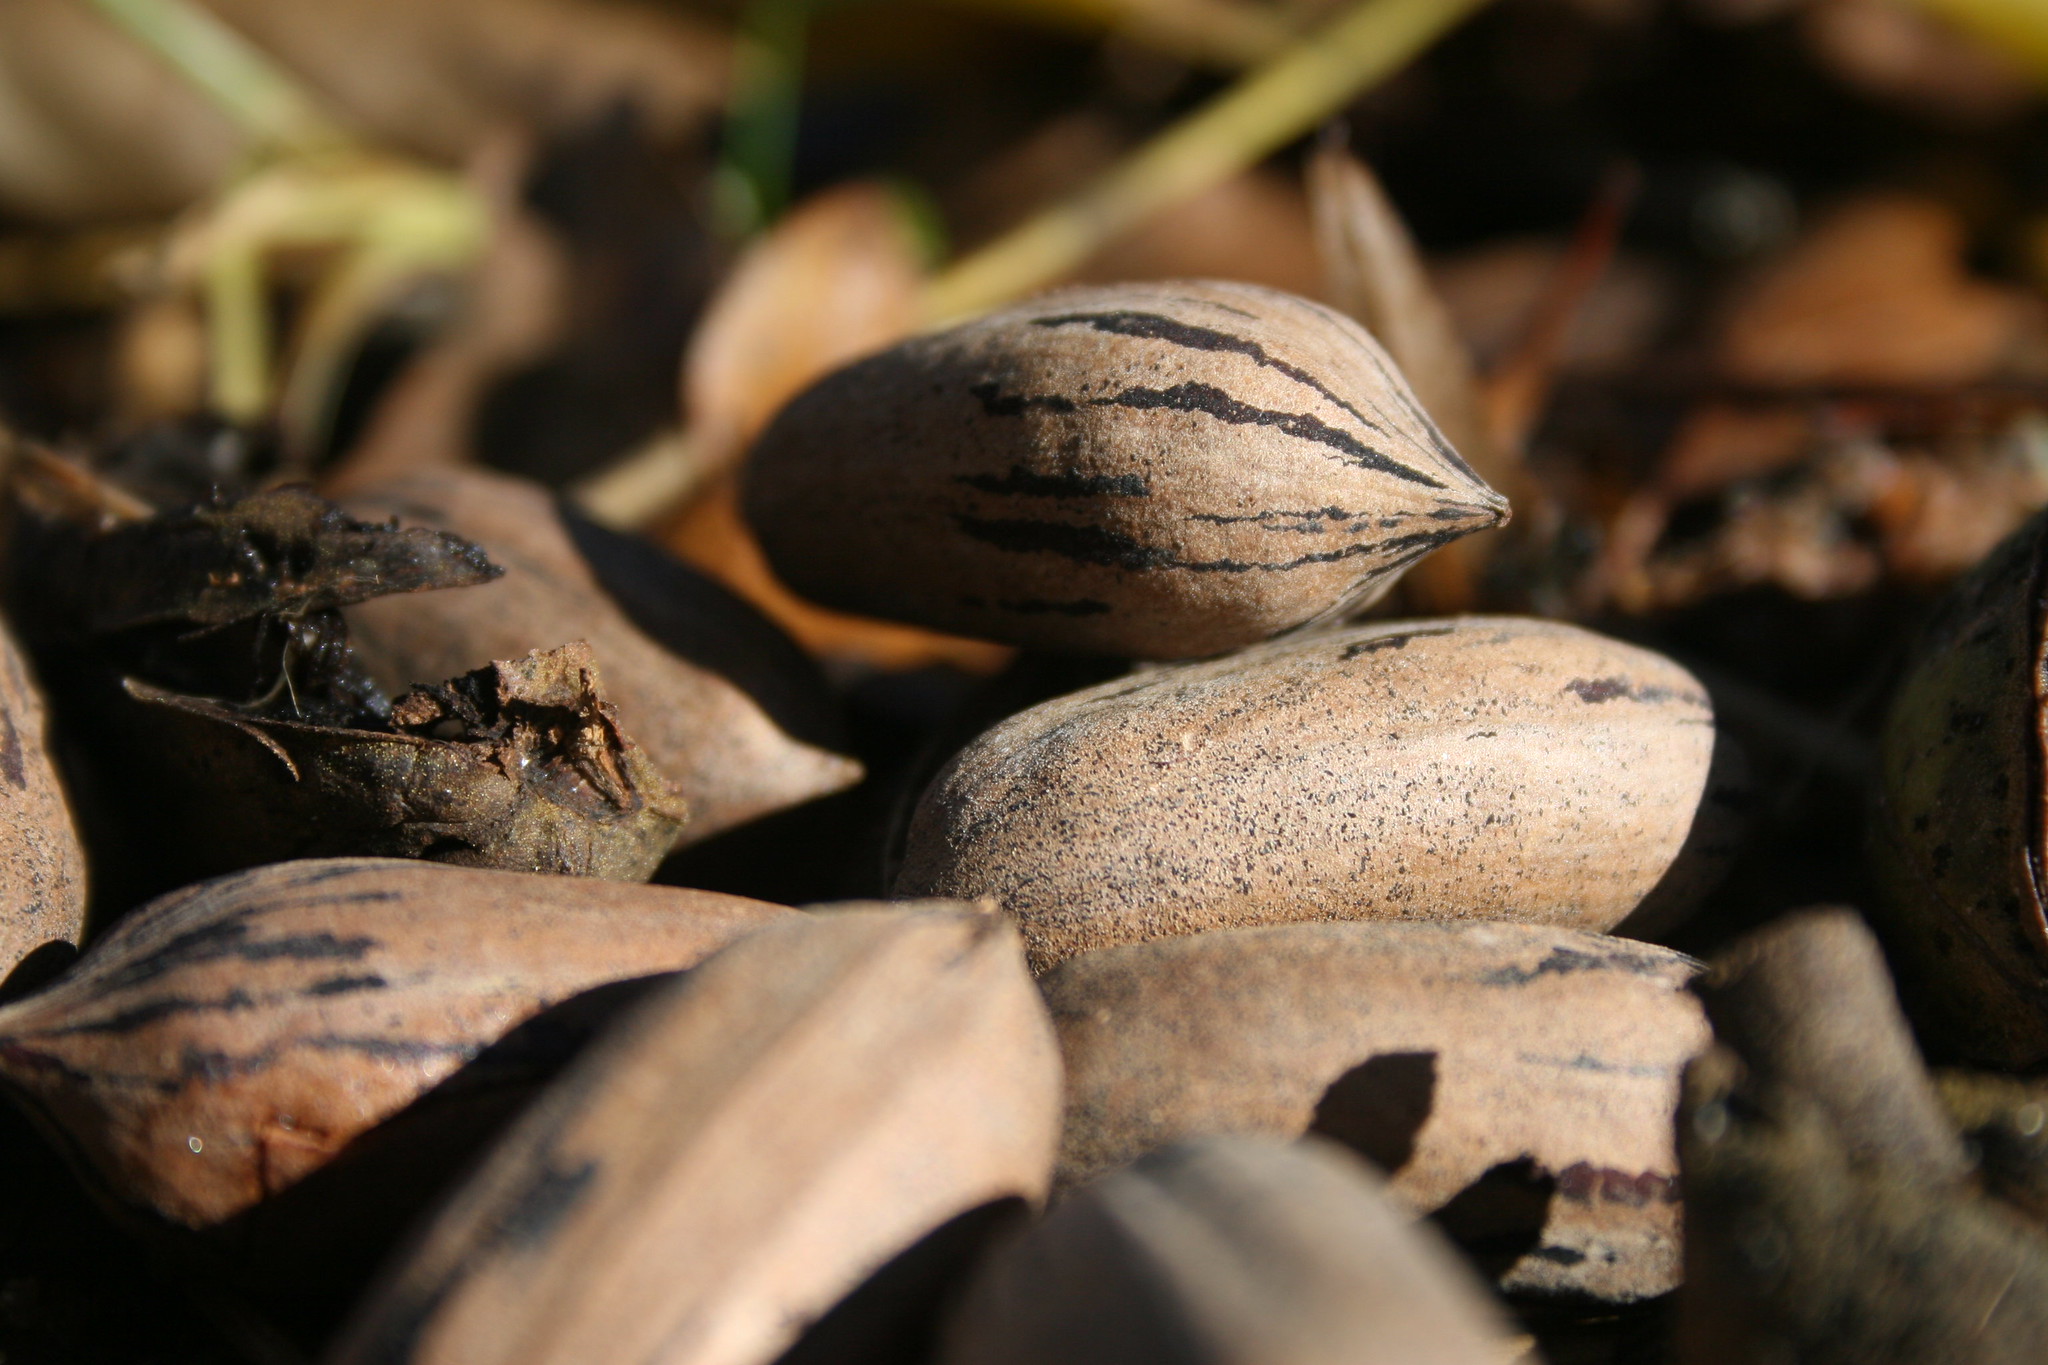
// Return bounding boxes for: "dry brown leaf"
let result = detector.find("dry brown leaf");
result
[1718,194,2034,387]
[342,469,863,843]
[0,0,241,224]
[665,478,1019,674]
[682,182,925,489]
[1044,921,1709,1302]
[1308,139,1509,612]
[329,904,1062,1365]
[1659,403,1820,500]
[0,856,791,1228]
[1309,140,1495,486]
[938,1136,1527,1365]
[322,138,569,489]
[1430,239,1674,376]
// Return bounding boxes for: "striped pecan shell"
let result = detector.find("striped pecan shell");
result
[742,280,1507,658]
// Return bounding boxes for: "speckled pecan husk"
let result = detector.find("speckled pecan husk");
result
[937,1136,1523,1365]
[330,904,1062,1365]
[897,615,1740,971]
[1044,920,1707,1303]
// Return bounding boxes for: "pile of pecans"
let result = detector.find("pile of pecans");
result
[0,269,2045,1365]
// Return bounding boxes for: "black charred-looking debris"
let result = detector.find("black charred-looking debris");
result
[5,453,686,894]
[1677,908,2048,1365]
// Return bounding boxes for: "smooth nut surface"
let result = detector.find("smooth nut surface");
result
[897,615,1730,970]
[1043,920,1707,1302]
[0,857,790,1227]
[743,280,1506,658]
[937,1136,1520,1365]
[331,904,1063,1365]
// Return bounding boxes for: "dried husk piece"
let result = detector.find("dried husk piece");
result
[0,613,87,978]
[1044,920,1706,1302]
[0,857,791,1229]
[742,280,1507,659]
[123,641,686,881]
[897,616,1737,971]
[329,904,1062,1365]
[7,470,504,723]
[342,469,861,843]
[32,482,500,637]
[937,1135,1525,1365]
[1678,908,2048,1365]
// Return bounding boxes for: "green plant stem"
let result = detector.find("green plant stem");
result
[714,0,813,236]
[205,244,270,421]
[921,0,1492,323]
[87,0,348,151]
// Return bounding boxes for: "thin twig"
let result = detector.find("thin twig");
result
[920,0,1495,323]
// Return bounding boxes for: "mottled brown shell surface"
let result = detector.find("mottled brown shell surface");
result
[742,281,1506,658]
[0,613,85,974]
[0,858,790,1228]
[330,905,1063,1365]
[343,469,862,844]
[937,1136,1520,1365]
[1042,921,1706,1302]
[1872,508,2048,1068]
[896,615,1728,970]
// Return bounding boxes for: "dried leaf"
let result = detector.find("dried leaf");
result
[330,905,1062,1365]
[45,483,499,636]
[664,477,1019,674]
[682,182,925,486]
[0,856,790,1228]
[1718,194,2035,387]
[1309,138,1495,486]
[1309,139,1511,614]
[1935,1071,2048,1226]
